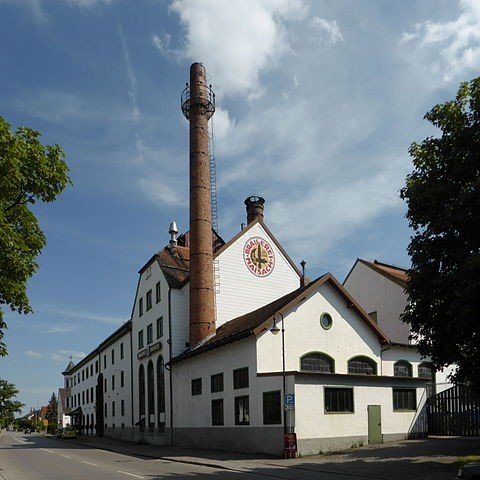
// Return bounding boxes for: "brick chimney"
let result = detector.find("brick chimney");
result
[245,195,265,224]
[181,63,216,347]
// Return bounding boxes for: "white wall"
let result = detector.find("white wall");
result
[257,282,382,374]
[172,338,284,429]
[344,261,410,343]
[131,260,170,430]
[295,376,425,441]
[215,223,300,327]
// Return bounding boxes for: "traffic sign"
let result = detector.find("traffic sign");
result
[285,394,295,409]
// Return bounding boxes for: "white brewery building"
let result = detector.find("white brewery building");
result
[60,63,437,456]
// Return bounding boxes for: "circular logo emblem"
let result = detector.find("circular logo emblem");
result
[243,237,275,277]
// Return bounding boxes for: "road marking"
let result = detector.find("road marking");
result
[13,437,28,444]
[82,461,98,467]
[62,455,72,459]
[40,448,54,454]
[117,471,145,479]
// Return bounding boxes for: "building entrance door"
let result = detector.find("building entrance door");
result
[368,405,382,444]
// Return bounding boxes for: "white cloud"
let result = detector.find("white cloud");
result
[138,177,187,207]
[0,0,47,22]
[169,0,308,98]
[40,304,125,325]
[63,0,115,6]
[25,350,43,358]
[310,17,344,44]
[51,349,86,362]
[152,32,174,58]
[45,325,76,334]
[400,0,480,82]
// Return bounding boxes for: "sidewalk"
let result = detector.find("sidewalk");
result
[68,434,283,473]
[64,434,480,480]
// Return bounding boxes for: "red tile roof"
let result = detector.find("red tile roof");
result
[358,259,409,288]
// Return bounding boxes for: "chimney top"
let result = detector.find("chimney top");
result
[169,221,178,247]
[245,195,265,224]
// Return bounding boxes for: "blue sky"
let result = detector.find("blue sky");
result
[1,0,479,413]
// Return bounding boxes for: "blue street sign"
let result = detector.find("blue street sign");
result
[285,394,295,409]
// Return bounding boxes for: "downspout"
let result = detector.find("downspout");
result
[130,326,134,433]
[168,287,174,447]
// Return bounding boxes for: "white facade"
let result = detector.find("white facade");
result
[343,259,410,343]
[61,216,433,456]
[62,322,132,437]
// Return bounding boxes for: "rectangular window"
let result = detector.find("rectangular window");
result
[156,317,163,339]
[121,399,125,416]
[233,367,249,389]
[82,391,85,404]
[90,364,93,376]
[82,370,85,381]
[120,342,124,360]
[104,378,107,392]
[211,373,224,393]
[112,375,115,391]
[86,389,89,404]
[95,360,98,374]
[146,290,152,311]
[103,355,106,369]
[147,323,153,344]
[139,297,143,317]
[138,330,144,349]
[325,387,354,413]
[191,378,202,396]
[86,368,88,379]
[393,388,417,411]
[104,403,107,417]
[156,282,161,303]
[263,390,281,425]
[121,371,125,387]
[211,399,224,426]
[66,397,69,408]
[91,387,94,402]
[112,401,116,417]
[235,395,250,425]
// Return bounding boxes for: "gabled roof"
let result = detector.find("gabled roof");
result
[143,219,301,290]
[351,259,409,289]
[171,272,389,364]
[63,360,75,374]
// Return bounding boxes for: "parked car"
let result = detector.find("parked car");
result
[457,462,480,479]
[23,429,31,434]
[61,428,77,439]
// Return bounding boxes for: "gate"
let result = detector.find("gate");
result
[428,384,480,436]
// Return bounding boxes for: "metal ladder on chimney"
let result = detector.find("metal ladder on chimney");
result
[209,117,220,295]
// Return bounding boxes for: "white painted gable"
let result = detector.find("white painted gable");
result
[215,221,300,327]
[257,280,382,374]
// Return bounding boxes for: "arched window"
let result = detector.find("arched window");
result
[394,360,413,377]
[348,356,377,375]
[418,362,434,380]
[157,356,165,433]
[138,364,145,426]
[300,352,334,373]
[147,360,155,428]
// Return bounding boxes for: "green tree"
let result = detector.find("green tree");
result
[45,392,57,424]
[0,379,24,427]
[0,116,71,356]
[400,78,480,392]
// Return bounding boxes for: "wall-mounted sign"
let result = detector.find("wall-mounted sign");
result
[243,237,275,277]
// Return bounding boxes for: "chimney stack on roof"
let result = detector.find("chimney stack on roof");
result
[245,195,265,224]
[181,62,216,347]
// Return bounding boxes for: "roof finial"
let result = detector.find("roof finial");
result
[300,260,306,287]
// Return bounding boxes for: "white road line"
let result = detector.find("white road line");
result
[13,437,28,444]
[117,471,145,479]
[82,461,98,467]
[62,454,72,459]
[40,448,54,454]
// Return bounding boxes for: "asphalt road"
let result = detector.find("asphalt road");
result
[1,431,478,480]
[0,431,246,480]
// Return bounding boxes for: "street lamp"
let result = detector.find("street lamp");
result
[270,313,286,435]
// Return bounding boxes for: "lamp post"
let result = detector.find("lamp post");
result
[270,312,286,434]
